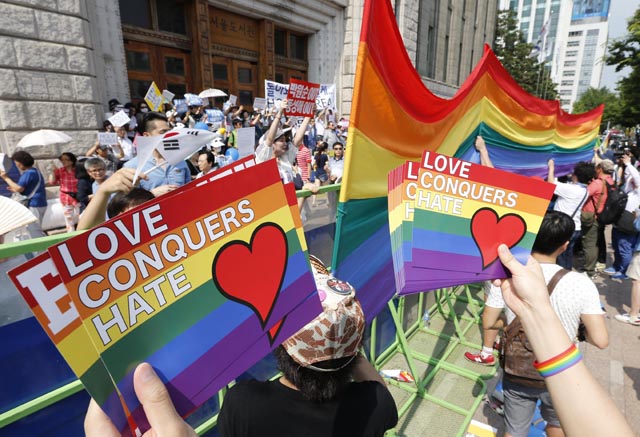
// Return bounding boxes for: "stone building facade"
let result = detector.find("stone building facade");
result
[0,0,498,160]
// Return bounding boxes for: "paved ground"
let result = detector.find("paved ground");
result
[472,256,640,435]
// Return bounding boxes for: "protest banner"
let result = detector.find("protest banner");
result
[173,99,188,114]
[162,89,175,103]
[205,108,225,128]
[144,82,163,112]
[236,127,255,159]
[108,110,131,128]
[253,97,266,110]
[184,93,204,107]
[285,79,320,118]
[98,132,118,147]
[20,159,321,434]
[228,94,237,106]
[388,152,555,295]
[264,80,289,108]
[316,83,336,110]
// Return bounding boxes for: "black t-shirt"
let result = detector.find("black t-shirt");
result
[217,379,398,437]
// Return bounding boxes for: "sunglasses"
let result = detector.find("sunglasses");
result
[333,147,343,151]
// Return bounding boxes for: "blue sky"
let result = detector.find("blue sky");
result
[600,0,639,90]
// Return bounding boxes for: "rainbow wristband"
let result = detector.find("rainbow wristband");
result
[533,344,582,378]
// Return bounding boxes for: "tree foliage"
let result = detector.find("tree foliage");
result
[606,7,640,127]
[572,87,621,129]
[493,9,557,100]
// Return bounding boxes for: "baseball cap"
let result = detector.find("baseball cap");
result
[281,255,365,371]
[598,159,614,174]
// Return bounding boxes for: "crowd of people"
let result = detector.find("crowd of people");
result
[2,95,637,435]
[1,95,348,238]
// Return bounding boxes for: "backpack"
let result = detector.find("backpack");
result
[597,180,627,225]
[499,269,569,388]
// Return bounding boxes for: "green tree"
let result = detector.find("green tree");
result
[493,10,557,100]
[572,87,621,129]
[606,7,640,127]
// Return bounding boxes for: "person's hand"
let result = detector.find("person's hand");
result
[0,170,6,179]
[547,158,555,169]
[474,136,487,153]
[238,105,244,111]
[85,363,197,437]
[151,184,178,197]
[492,244,551,318]
[98,168,145,196]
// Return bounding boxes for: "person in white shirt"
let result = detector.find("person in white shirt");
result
[485,211,608,437]
[547,160,593,270]
[115,125,135,163]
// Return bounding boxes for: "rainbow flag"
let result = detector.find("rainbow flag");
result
[333,0,603,318]
[11,160,321,434]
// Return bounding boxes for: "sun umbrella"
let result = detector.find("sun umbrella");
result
[198,88,227,99]
[17,130,73,149]
[0,196,37,236]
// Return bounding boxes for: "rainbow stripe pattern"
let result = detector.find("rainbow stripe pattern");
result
[389,151,555,295]
[533,344,583,378]
[333,0,603,318]
[11,160,321,435]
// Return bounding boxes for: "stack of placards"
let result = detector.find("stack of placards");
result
[9,159,321,435]
[388,151,555,295]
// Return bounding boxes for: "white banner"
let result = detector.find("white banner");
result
[98,132,118,147]
[316,84,336,111]
[264,80,289,108]
[236,127,256,159]
[108,110,130,128]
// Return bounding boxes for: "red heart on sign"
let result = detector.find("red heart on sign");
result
[471,208,527,269]
[212,223,288,328]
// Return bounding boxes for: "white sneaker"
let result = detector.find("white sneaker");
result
[614,313,640,326]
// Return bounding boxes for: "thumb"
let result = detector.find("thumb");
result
[497,244,524,275]
[134,363,188,435]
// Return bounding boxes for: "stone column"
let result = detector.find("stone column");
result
[0,0,110,159]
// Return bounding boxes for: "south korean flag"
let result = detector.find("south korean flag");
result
[133,128,215,183]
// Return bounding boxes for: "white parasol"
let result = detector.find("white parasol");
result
[0,196,37,236]
[17,130,73,149]
[198,88,228,99]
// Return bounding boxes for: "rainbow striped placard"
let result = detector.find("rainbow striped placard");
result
[389,161,507,295]
[12,159,320,435]
[408,151,555,282]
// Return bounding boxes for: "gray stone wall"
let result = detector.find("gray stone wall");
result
[0,0,104,162]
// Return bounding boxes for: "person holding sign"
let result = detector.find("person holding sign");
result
[123,112,190,196]
[483,212,608,437]
[217,257,398,437]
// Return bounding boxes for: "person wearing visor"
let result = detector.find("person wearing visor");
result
[217,255,398,436]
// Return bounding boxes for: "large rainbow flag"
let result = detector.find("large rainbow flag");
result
[333,0,603,319]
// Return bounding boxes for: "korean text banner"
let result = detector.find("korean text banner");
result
[333,0,603,320]
[39,159,320,434]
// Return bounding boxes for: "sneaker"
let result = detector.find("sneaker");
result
[614,313,640,326]
[611,273,629,280]
[464,351,496,366]
[596,262,607,271]
[603,267,618,275]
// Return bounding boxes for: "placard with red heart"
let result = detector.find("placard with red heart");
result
[212,222,288,329]
[470,208,527,269]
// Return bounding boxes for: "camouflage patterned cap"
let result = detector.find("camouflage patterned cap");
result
[281,255,365,371]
